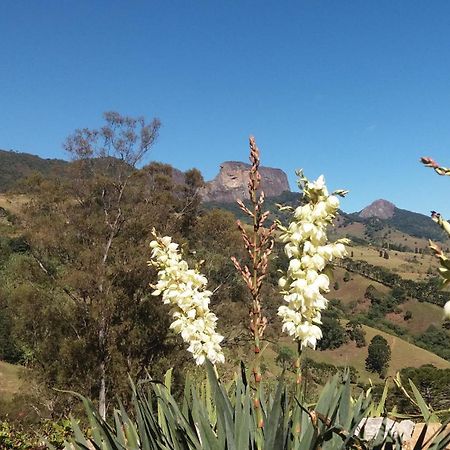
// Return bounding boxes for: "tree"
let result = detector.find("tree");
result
[317,310,347,351]
[414,325,450,360]
[365,335,391,377]
[391,286,407,303]
[400,365,450,411]
[190,209,245,311]
[179,169,205,236]
[403,310,413,321]
[275,346,295,371]
[346,320,366,347]
[19,112,195,418]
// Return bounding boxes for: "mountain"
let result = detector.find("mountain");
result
[359,199,396,220]
[0,149,67,191]
[348,199,446,242]
[0,149,445,242]
[201,161,290,203]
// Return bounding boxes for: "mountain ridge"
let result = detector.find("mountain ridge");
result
[0,149,444,241]
[0,149,68,191]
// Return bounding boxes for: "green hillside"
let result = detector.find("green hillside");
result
[342,208,447,243]
[0,149,67,191]
[307,324,450,381]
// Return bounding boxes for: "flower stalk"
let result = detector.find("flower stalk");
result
[148,230,225,366]
[278,171,348,350]
[277,172,348,439]
[231,136,276,431]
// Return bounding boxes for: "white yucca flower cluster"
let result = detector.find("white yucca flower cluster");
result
[278,173,348,349]
[149,233,225,365]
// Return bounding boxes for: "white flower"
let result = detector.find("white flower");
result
[149,233,225,365]
[444,301,450,320]
[278,174,347,349]
[309,175,325,191]
[326,195,340,212]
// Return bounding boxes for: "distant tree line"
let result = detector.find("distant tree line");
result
[340,258,450,307]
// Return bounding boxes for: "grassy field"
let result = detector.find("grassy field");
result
[309,324,450,380]
[261,324,450,384]
[333,219,448,251]
[0,361,23,401]
[331,267,389,311]
[0,194,28,215]
[385,299,444,335]
[347,244,438,281]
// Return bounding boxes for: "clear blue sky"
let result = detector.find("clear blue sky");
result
[1,0,450,216]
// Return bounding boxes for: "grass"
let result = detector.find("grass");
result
[0,194,28,215]
[347,244,439,281]
[0,360,23,401]
[307,324,450,382]
[385,298,444,335]
[261,324,450,385]
[333,219,450,250]
[331,267,389,311]
[332,217,449,281]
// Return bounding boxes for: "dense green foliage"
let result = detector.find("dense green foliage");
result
[345,321,366,348]
[0,419,72,449]
[0,114,263,425]
[414,326,450,361]
[365,335,391,378]
[275,346,296,371]
[317,309,348,351]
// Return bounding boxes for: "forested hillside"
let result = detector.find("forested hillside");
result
[0,149,68,191]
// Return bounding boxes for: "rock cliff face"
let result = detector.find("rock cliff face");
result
[359,199,396,220]
[201,161,290,203]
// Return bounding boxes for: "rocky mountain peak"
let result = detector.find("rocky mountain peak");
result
[201,161,290,203]
[359,199,396,220]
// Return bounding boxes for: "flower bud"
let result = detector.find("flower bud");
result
[289,258,301,272]
[326,195,340,211]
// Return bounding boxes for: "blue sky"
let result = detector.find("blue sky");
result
[1,0,450,215]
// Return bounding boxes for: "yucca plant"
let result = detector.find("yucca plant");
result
[57,138,390,450]
[60,362,407,450]
[51,144,450,449]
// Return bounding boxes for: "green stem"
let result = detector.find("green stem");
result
[293,341,303,438]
